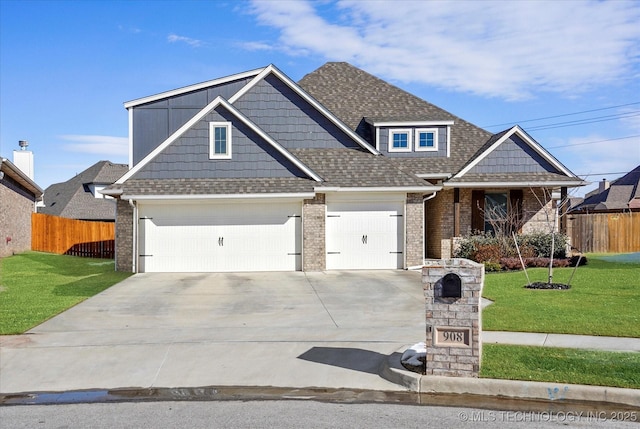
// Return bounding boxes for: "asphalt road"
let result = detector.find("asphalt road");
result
[1,401,638,429]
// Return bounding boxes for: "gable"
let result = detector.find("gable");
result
[233,73,363,151]
[131,77,254,165]
[131,104,313,181]
[467,134,561,175]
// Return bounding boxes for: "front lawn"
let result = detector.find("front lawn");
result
[481,344,640,389]
[482,256,640,337]
[0,252,132,334]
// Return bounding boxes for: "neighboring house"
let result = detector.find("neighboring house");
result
[39,161,128,221]
[0,157,43,257]
[570,165,640,213]
[104,62,584,273]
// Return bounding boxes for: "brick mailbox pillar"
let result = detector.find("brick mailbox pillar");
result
[422,259,484,377]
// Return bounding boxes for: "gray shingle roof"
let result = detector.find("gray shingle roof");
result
[447,172,582,184]
[39,161,128,221]
[298,62,493,174]
[121,177,316,196]
[290,148,432,188]
[571,164,640,212]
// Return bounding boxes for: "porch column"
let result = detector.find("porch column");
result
[453,188,460,236]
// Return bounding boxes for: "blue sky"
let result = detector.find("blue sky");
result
[1,0,639,197]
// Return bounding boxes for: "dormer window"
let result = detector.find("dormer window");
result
[209,122,232,159]
[389,129,412,152]
[416,128,438,152]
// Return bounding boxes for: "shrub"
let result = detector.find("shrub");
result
[471,244,503,265]
[519,231,568,259]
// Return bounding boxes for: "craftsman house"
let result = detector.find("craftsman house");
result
[104,63,584,272]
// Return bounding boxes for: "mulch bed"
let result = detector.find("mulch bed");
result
[525,282,571,290]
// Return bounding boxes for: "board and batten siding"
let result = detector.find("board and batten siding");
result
[131,77,253,165]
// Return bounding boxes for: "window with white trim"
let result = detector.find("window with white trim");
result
[209,122,232,159]
[415,128,438,151]
[388,129,412,152]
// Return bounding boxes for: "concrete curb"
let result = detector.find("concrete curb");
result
[379,348,640,409]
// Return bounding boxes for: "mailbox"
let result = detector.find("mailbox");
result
[422,259,484,377]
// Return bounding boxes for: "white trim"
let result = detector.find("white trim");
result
[454,125,578,179]
[315,186,441,193]
[230,64,379,155]
[371,120,454,127]
[376,127,380,151]
[209,121,232,159]
[116,96,323,184]
[446,125,451,158]
[122,193,315,201]
[415,128,439,152]
[128,108,134,169]
[123,68,265,108]
[443,181,587,188]
[388,129,412,153]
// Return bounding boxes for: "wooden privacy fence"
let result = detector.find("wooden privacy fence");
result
[569,211,640,253]
[32,213,115,258]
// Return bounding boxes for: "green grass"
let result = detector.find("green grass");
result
[0,252,132,334]
[482,256,640,337]
[481,344,640,389]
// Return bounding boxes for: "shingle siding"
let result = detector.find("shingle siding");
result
[234,74,361,150]
[470,135,558,174]
[132,107,309,180]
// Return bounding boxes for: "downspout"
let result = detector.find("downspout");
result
[129,199,137,273]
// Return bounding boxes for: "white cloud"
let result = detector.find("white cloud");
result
[247,0,640,100]
[60,135,128,156]
[167,33,204,47]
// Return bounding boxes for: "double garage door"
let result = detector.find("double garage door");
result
[138,201,302,273]
[137,197,405,272]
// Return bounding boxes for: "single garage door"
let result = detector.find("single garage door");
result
[326,199,404,270]
[137,201,301,272]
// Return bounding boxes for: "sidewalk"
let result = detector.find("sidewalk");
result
[483,331,640,352]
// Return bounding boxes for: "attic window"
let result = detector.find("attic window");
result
[389,129,412,152]
[209,122,232,159]
[415,128,438,151]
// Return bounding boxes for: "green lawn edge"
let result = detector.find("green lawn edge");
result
[482,255,640,337]
[0,252,132,334]
[481,344,640,389]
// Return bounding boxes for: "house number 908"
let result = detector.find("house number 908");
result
[443,331,464,342]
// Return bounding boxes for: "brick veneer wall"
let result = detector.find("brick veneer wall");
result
[429,187,556,259]
[303,193,325,271]
[115,198,134,272]
[426,189,454,259]
[0,180,35,257]
[405,193,424,266]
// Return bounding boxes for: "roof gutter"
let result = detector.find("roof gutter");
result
[443,181,588,188]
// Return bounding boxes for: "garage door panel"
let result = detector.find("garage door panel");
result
[326,199,404,270]
[138,202,301,272]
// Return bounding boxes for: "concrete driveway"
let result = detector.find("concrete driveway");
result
[0,271,426,394]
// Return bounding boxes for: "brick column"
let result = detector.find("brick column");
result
[405,193,424,267]
[422,259,484,377]
[302,193,325,271]
[115,198,134,272]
